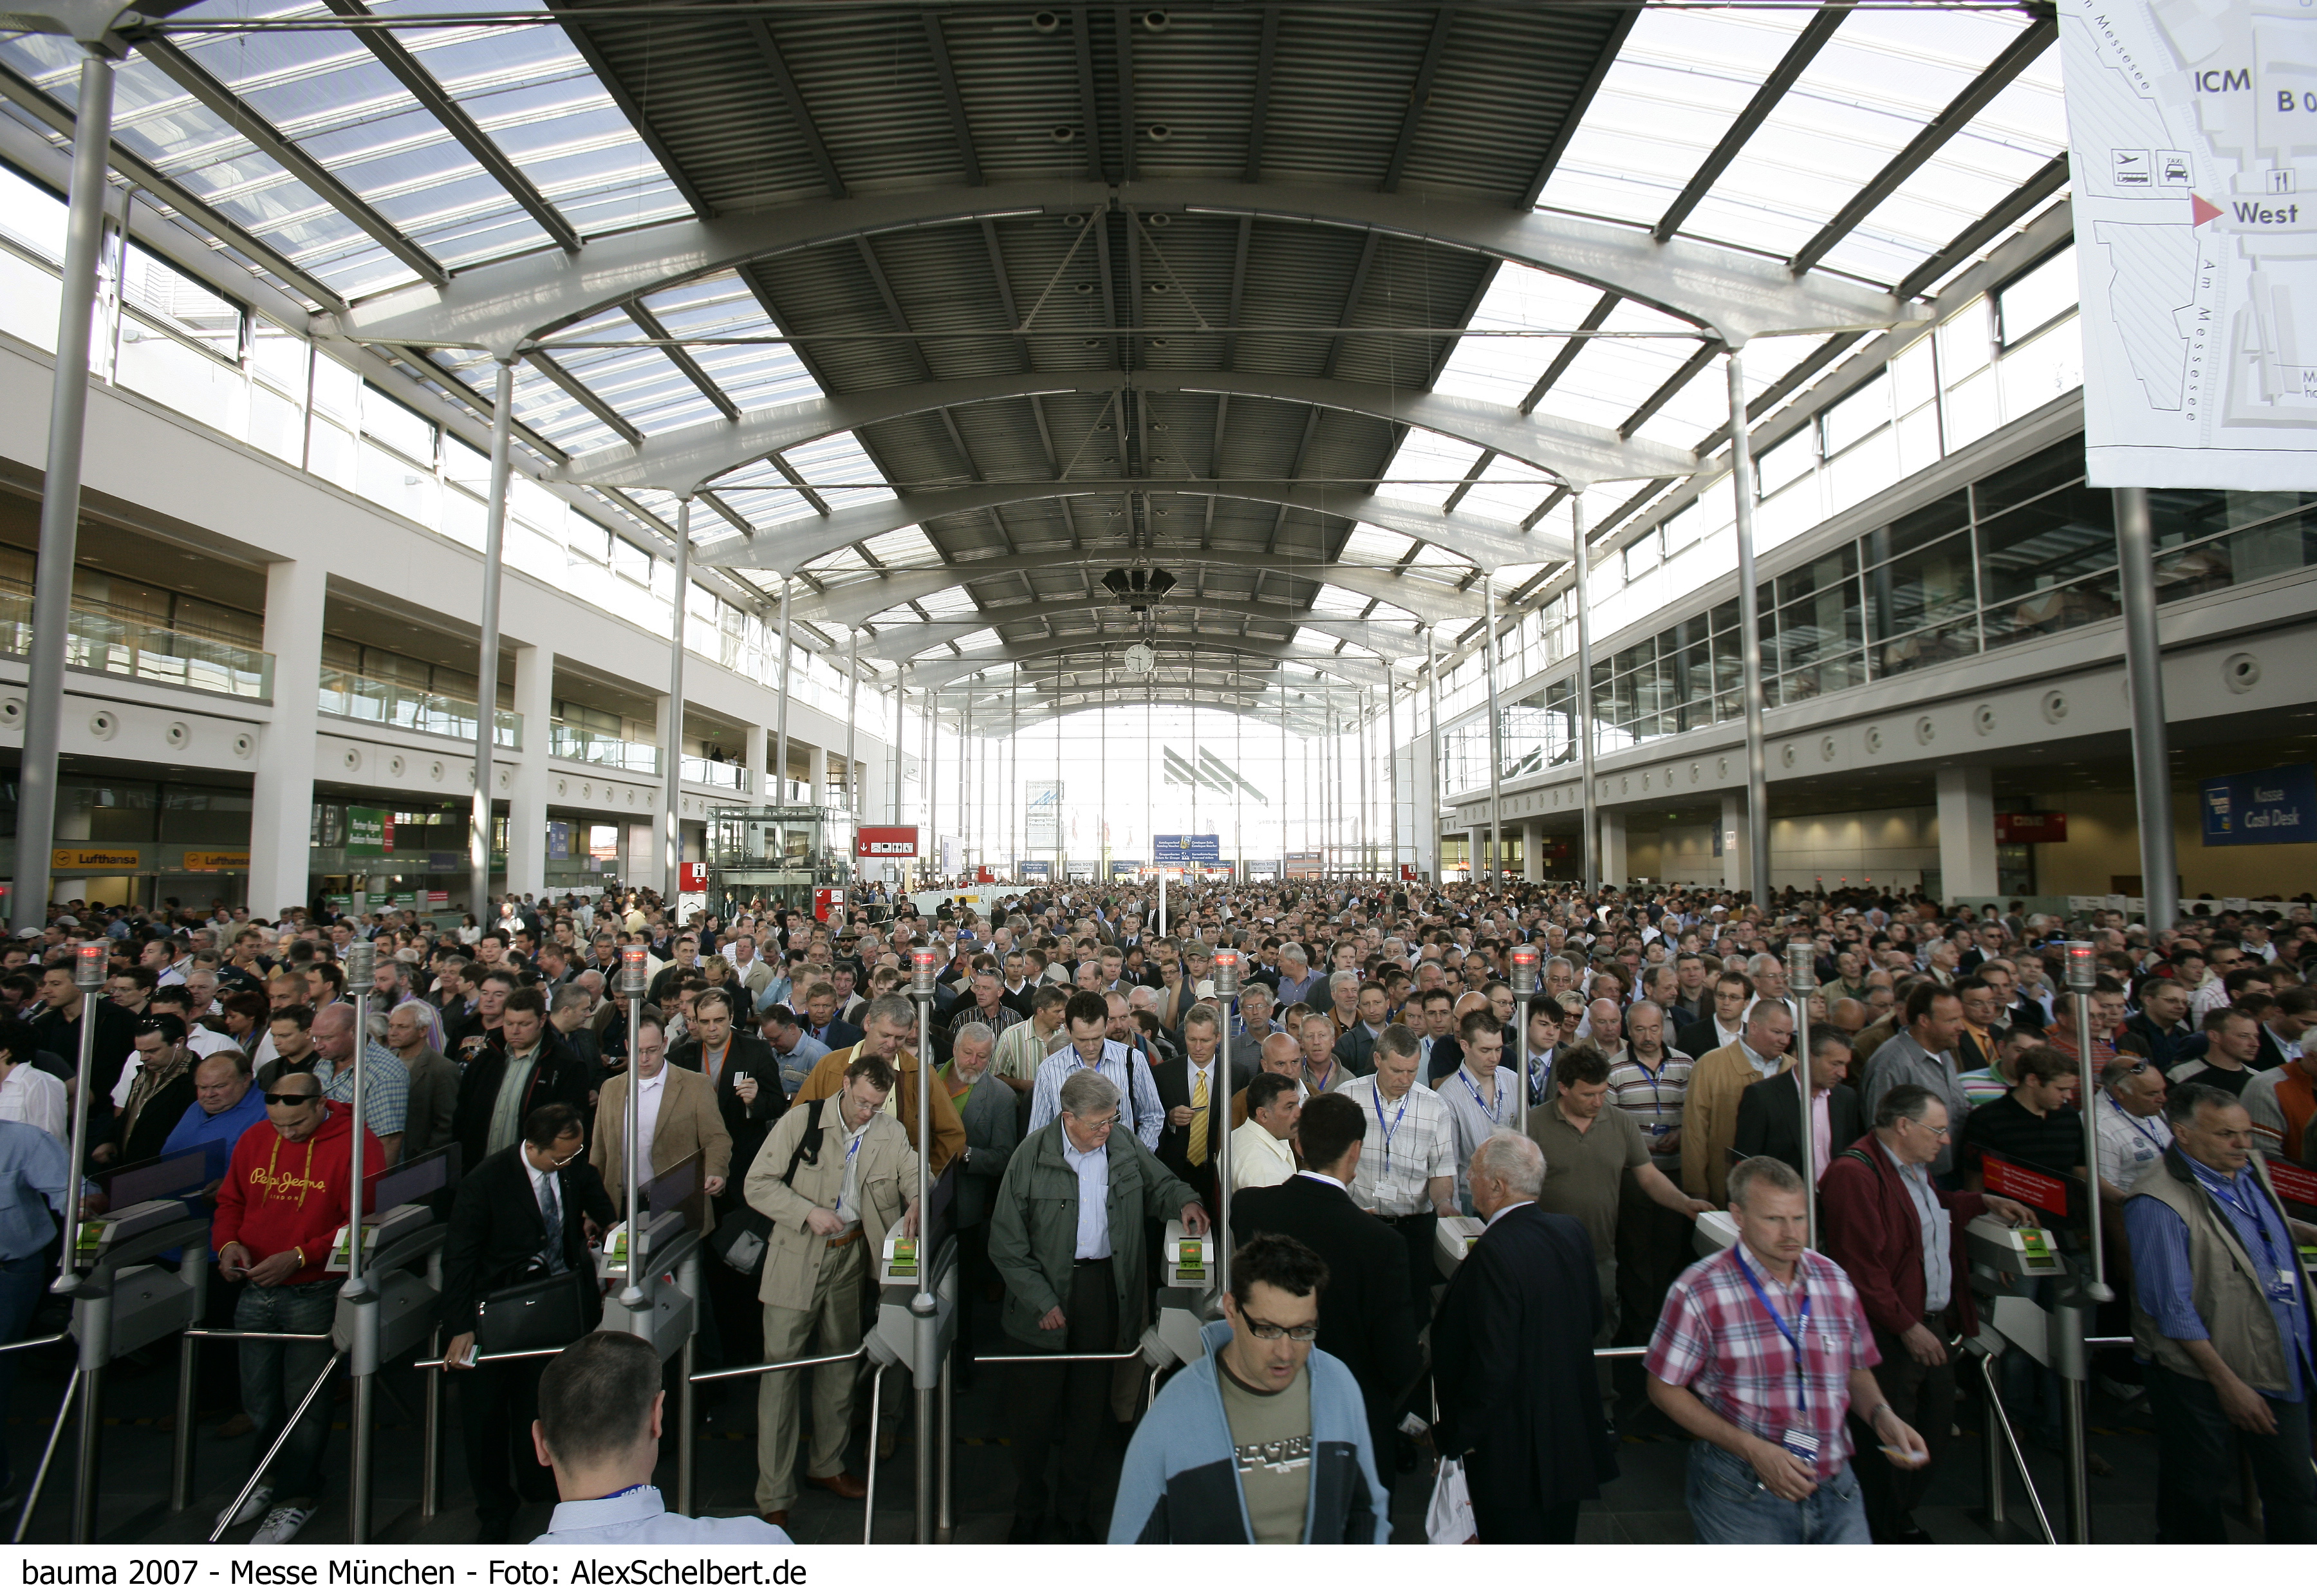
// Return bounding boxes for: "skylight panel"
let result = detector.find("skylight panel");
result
[806,546,872,577]
[640,273,824,411]
[914,588,982,620]
[1308,585,1373,619]
[1339,525,1420,564]
[1454,456,1556,524]
[1376,429,1484,510]
[949,628,1001,653]
[1432,264,1610,409]
[712,485,815,528]
[863,528,941,567]
[786,432,894,514]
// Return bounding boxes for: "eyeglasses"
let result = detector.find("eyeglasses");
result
[1240,1316,1319,1342]
[1066,1111,1120,1135]
[263,1091,319,1106]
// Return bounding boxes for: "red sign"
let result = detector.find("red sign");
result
[2267,1159,2317,1208]
[976,866,994,884]
[678,862,707,893]
[814,886,846,923]
[1400,864,1419,882]
[856,825,920,858]
[1982,1152,2070,1216]
[1995,811,2068,844]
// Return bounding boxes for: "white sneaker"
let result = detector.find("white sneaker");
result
[248,1502,312,1546]
[215,1485,273,1536]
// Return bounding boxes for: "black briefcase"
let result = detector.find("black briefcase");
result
[472,1259,602,1356]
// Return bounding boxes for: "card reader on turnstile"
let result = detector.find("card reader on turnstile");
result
[74,1198,195,1263]
[1966,1214,2065,1279]
[1692,1208,1740,1257]
[1141,1221,1213,1371]
[327,1203,440,1273]
[1433,1216,1483,1279]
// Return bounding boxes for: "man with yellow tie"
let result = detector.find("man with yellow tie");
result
[1157,1003,1225,1209]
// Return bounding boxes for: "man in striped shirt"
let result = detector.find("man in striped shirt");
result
[1610,999,1695,1336]
[1335,1024,1455,1325]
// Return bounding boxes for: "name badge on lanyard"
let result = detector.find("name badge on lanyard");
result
[1736,1252,1818,1464]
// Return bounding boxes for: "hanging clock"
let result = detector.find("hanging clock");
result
[1122,642,1156,676]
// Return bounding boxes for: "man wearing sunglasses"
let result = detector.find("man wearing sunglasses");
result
[1109,1231,1387,1544]
[210,1070,383,1546]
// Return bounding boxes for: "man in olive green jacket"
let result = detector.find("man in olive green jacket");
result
[988,1069,1207,1542]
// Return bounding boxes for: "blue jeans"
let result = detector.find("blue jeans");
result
[1686,1440,1871,1545]
[236,1279,338,1505]
[0,1251,47,1494]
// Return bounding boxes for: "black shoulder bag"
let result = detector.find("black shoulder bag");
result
[711,1098,825,1277]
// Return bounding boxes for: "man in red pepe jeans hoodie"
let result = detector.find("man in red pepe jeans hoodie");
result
[209,1070,382,1545]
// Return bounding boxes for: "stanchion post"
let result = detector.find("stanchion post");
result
[2058,938,2107,1544]
[55,942,105,1294]
[1211,948,1242,1277]
[907,946,940,1545]
[340,938,376,1545]
[1509,946,1539,1106]
[2062,941,2111,1302]
[618,946,651,1310]
[1787,941,1818,1248]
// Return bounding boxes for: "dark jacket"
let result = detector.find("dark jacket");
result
[1423,1035,1463,1087]
[1673,1017,1730,1064]
[988,1120,1197,1350]
[451,1033,593,1175]
[1153,1057,1224,1194]
[2119,1013,2203,1075]
[1231,1174,1422,1437]
[1432,1203,1619,1520]
[668,1032,786,1181]
[1332,1025,1382,1080]
[1732,1071,1865,1175]
[803,1018,864,1053]
[401,1046,460,1162]
[946,1070,1019,1230]
[1819,1132,1991,1337]
[439,1142,615,1337]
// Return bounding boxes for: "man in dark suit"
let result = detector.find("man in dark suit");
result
[1733,1028,1863,1176]
[1331,981,1390,1079]
[1231,1093,1421,1488]
[440,1100,615,1542]
[667,987,786,1180]
[452,987,593,1175]
[798,982,863,1052]
[1674,970,1751,1064]
[1432,1129,1619,1543]
[1153,1002,1226,1207]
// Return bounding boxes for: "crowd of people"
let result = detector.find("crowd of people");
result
[0,877,2311,1546]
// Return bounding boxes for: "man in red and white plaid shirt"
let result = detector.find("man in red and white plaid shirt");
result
[1644,1156,1928,1544]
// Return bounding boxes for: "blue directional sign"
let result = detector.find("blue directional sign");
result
[1016,858,1051,877]
[1153,833,1221,864]
[1109,859,1144,875]
[2202,763,2316,846]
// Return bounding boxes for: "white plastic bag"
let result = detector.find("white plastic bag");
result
[1426,1455,1478,1545]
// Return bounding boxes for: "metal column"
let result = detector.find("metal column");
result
[1425,629,1443,881]
[1786,942,1817,1248]
[664,499,690,899]
[771,577,792,803]
[907,949,940,1543]
[2113,487,2177,931]
[1384,664,1399,881]
[1726,349,1772,910]
[843,631,861,815]
[13,52,113,932]
[1482,577,1506,883]
[469,360,515,920]
[1572,491,1599,892]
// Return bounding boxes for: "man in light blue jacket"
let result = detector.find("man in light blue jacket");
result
[1109,1233,1389,1543]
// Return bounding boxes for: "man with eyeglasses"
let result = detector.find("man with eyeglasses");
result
[1108,1231,1387,1543]
[1819,1083,2032,1544]
[991,1068,1206,1543]
[210,1070,384,1545]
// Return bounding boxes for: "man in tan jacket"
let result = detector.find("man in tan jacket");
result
[791,994,965,1175]
[743,1052,920,1527]
[590,1014,730,1232]
[1679,1001,1795,1205]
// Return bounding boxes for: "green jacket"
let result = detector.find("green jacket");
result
[989,1119,1199,1351]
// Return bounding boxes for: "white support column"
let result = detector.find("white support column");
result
[652,691,676,895]
[1935,765,2000,905]
[1467,824,1486,882]
[248,556,326,914]
[1720,792,1748,894]
[1599,808,1628,888]
[1520,821,1542,882]
[772,577,793,804]
[506,643,554,898]
[662,501,690,900]
[744,722,768,803]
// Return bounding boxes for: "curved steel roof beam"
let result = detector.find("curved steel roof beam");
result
[857,598,1420,661]
[557,369,1691,498]
[689,477,1567,571]
[907,637,1386,692]
[807,552,1482,629]
[314,180,1916,357]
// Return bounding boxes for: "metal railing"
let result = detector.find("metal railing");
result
[687,1343,876,1541]
[550,721,660,774]
[680,755,750,791]
[320,667,521,748]
[0,592,272,700]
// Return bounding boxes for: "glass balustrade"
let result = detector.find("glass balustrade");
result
[0,593,273,700]
[319,667,521,748]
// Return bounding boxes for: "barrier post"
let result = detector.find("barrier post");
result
[340,939,377,1543]
[1786,942,1818,1248]
[617,946,651,1311]
[2058,940,2109,1545]
[1211,949,1241,1277]
[907,947,941,1545]
[1509,947,1539,1106]
[55,942,106,1294]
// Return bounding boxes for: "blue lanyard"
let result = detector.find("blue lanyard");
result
[1371,1079,1410,1174]
[1733,1251,1812,1413]
[1459,1067,1509,1124]
[593,1482,651,1503]
[2194,1167,2296,1290]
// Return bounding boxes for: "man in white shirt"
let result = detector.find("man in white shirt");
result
[1229,1073,1301,1191]
[2094,1055,2173,1199]
[0,1020,66,1143]
[1441,1008,1518,1209]
[532,1330,790,1545]
[1335,1024,1455,1324]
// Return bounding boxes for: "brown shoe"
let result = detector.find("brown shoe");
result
[805,1471,868,1500]
[216,1413,255,1440]
[758,1510,790,1529]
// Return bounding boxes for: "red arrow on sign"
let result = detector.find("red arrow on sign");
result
[2191,193,2223,227]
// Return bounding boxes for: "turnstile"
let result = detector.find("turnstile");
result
[331,1200,449,1543]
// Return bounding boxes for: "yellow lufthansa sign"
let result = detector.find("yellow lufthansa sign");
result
[51,848,142,870]
[183,851,250,872]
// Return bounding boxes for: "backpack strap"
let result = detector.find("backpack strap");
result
[781,1097,827,1187]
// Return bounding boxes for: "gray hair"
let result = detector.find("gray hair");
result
[863,993,915,1031]
[1728,1155,1806,1210]
[1469,1133,1546,1198]
[1057,1069,1121,1119]
[1278,942,1308,966]
[1328,970,1361,995]
[951,1020,995,1053]
[1746,952,1784,979]
[552,983,593,1015]
[1626,999,1663,1025]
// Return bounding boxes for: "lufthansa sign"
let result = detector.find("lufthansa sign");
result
[52,848,142,870]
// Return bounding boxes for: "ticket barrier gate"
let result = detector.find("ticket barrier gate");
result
[1962,1212,2076,1543]
[332,1198,449,1543]
[862,1227,958,1543]
[595,1207,703,1511]
[15,1182,210,1543]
